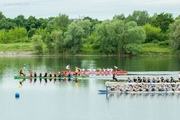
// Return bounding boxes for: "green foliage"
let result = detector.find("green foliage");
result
[120,21,146,55]
[95,20,124,55]
[0,11,179,55]
[143,24,161,42]
[142,43,172,54]
[76,20,92,37]
[158,40,170,47]
[47,13,70,32]
[169,19,180,50]
[32,35,44,54]
[124,43,142,55]
[50,30,64,54]
[35,28,47,40]
[0,29,7,43]
[64,22,84,54]
[14,15,26,27]
[0,27,28,43]
[44,33,55,54]
[113,14,125,21]
[124,21,146,44]
[125,10,150,26]
[151,12,174,33]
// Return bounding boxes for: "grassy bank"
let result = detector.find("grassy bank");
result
[0,42,176,55]
[0,43,34,51]
[141,43,173,55]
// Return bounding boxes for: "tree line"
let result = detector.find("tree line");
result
[0,10,180,55]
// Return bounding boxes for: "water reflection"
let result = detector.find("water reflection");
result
[19,78,79,86]
[104,93,180,100]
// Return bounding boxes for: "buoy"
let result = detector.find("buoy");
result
[15,93,20,99]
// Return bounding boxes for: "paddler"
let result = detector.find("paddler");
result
[19,68,25,76]
[75,67,79,75]
[66,64,70,71]
[112,73,118,81]
[114,66,119,71]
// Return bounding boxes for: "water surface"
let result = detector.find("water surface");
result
[0,56,180,120]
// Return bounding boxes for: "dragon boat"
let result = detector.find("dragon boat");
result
[14,75,89,79]
[98,81,180,94]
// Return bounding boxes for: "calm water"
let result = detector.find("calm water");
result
[0,55,180,120]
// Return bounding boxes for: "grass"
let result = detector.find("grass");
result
[0,42,176,55]
[81,44,101,55]
[141,43,173,55]
[0,43,34,51]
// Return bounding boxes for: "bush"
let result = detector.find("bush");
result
[158,40,170,47]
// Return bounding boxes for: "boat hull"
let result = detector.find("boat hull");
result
[98,90,180,94]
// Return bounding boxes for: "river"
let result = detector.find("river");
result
[0,55,180,120]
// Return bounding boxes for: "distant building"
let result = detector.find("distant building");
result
[72,15,85,21]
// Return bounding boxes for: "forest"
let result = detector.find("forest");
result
[0,10,180,55]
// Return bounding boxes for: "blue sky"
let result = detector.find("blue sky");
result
[0,0,179,20]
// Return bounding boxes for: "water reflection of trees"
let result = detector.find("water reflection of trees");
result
[105,93,180,100]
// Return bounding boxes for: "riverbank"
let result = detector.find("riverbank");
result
[0,51,34,56]
[0,42,179,56]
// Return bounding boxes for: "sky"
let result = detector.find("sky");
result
[0,0,180,20]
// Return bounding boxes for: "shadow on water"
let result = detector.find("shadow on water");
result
[101,93,180,100]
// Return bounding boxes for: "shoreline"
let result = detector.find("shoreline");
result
[0,51,178,57]
[0,51,34,56]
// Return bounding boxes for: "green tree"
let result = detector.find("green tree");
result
[64,22,84,54]
[95,20,124,55]
[35,28,47,40]
[0,18,11,30]
[125,10,150,26]
[169,19,180,50]
[47,13,70,32]
[113,14,125,21]
[32,35,44,54]
[0,29,7,43]
[143,24,161,42]
[151,12,174,33]
[44,33,55,54]
[6,27,28,43]
[50,30,64,54]
[0,11,5,20]
[122,21,146,55]
[76,20,92,38]
[14,15,26,27]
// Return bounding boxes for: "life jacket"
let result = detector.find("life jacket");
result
[30,73,32,77]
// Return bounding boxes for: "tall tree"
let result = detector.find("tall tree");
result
[125,10,150,26]
[32,35,44,54]
[47,13,70,32]
[95,20,124,55]
[0,29,7,43]
[121,21,146,55]
[76,20,92,38]
[14,15,26,27]
[143,24,161,42]
[64,22,84,54]
[151,12,174,33]
[0,11,5,20]
[169,19,180,50]
[50,30,64,54]
[113,14,125,21]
